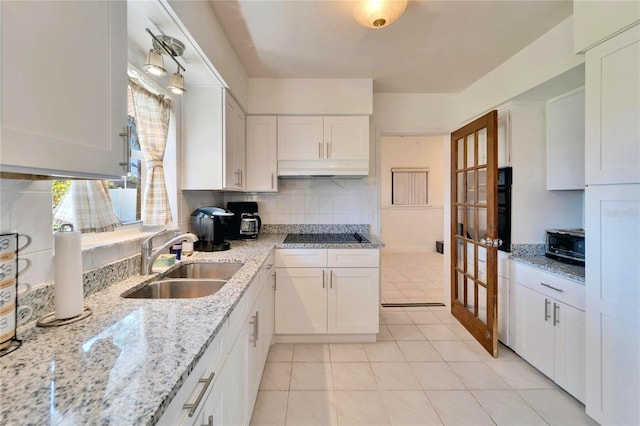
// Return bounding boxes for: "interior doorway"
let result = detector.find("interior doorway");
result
[379,135,448,306]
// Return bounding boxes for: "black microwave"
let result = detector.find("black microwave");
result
[545,229,585,266]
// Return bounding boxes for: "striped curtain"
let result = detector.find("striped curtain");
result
[392,168,428,205]
[54,181,121,233]
[128,81,173,226]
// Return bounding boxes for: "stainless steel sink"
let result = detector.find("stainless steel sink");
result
[163,262,244,280]
[123,279,227,299]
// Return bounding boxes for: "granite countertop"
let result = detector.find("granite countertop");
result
[0,232,383,425]
[511,255,585,283]
[0,234,287,425]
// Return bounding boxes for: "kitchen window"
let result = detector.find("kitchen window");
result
[391,168,429,206]
[53,78,176,234]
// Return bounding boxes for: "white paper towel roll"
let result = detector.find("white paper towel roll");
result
[54,227,84,319]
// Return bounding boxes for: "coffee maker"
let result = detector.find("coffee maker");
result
[226,202,261,240]
[190,207,234,251]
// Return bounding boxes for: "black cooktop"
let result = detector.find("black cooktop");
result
[283,233,370,244]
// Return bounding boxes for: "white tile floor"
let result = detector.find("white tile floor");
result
[250,250,597,426]
[381,249,445,304]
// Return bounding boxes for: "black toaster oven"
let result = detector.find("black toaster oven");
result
[545,228,585,266]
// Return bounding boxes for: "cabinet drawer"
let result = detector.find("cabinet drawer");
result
[512,262,584,310]
[327,249,379,268]
[276,249,327,267]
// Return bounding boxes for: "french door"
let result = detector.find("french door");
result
[450,110,500,356]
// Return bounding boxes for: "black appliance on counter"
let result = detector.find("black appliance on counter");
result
[497,167,512,252]
[191,207,234,251]
[226,202,261,240]
[545,228,585,265]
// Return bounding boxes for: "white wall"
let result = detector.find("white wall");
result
[380,135,446,250]
[458,16,584,123]
[167,0,249,108]
[248,78,373,115]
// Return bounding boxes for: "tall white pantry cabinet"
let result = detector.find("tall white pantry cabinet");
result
[583,23,640,426]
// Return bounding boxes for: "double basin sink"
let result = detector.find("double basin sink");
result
[123,262,244,299]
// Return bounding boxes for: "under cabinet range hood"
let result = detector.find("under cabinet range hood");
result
[277,159,369,177]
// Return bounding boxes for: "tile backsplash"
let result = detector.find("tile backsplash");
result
[224,177,377,226]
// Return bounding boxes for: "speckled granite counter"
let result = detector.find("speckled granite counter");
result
[0,234,287,425]
[0,232,383,425]
[511,255,585,283]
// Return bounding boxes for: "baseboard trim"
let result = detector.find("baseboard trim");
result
[274,333,378,343]
[382,302,446,308]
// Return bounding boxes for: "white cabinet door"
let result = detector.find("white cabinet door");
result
[515,284,555,378]
[260,261,275,366]
[585,24,640,185]
[224,325,247,426]
[246,298,261,420]
[0,1,128,178]
[553,300,586,403]
[497,110,511,167]
[323,116,369,161]
[277,116,323,160]
[547,89,586,190]
[585,184,640,425]
[181,86,224,190]
[224,93,246,190]
[274,268,327,334]
[328,268,379,334]
[246,116,278,192]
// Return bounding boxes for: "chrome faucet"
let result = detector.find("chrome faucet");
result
[140,230,199,275]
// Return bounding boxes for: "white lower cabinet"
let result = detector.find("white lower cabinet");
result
[159,254,275,425]
[513,262,585,403]
[274,249,380,336]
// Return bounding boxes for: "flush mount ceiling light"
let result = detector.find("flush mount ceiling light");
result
[353,0,407,29]
[143,28,188,95]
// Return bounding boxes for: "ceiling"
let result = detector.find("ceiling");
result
[209,0,573,93]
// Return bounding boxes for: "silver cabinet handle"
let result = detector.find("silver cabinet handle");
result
[250,311,259,347]
[544,298,550,321]
[540,283,564,293]
[553,303,560,326]
[118,126,131,172]
[240,169,243,187]
[330,270,333,289]
[271,173,275,189]
[204,415,213,426]
[318,142,322,159]
[326,142,330,158]
[183,372,215,417]
[322,269,325,288]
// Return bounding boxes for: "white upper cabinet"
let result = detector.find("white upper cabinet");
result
[323,116,369,161]
[0,1,128,178]
[497,110,511,167]
[585,24,640,185]
[182,87,247,191]
[246,116,278,192]
[224,93,246,191]
[546,88,585,190]
[277,116,369,176]
[277,116,324,160]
